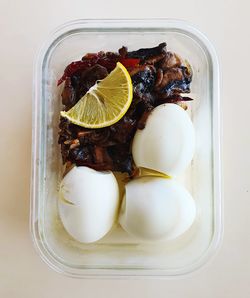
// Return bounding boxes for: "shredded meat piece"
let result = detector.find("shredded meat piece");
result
[129,65,153,76]
[155,69,164,88]
[127,42,167,61]
[144,53,166,65]
[118,46,128,57]
[61,78,76,109]
[160,52,182,69]
[154,68,184,91]
[94,146,113,165]
[137,110,153,130]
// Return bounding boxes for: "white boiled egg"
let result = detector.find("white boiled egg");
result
[59,166,119,243]
[119,177,196,241]
[132,104,195,176]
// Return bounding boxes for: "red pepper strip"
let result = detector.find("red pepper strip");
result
[57,60,95,86]
[118,58,140,68]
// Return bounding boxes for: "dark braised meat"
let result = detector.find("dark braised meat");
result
[61,78,76,109]
[127,42,167,62]
[58,43,194,174]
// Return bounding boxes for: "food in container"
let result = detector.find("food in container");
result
[57,41,196,243]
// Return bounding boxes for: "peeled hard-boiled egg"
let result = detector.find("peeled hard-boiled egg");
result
[132,103,195,176]
[119,177,196,241]
[59,166,119,243]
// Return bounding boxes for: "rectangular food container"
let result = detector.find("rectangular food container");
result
[30,19,222,278]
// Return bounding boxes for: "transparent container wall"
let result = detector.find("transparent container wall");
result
[31,20,221,277]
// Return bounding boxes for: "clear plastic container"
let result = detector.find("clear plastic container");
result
[30,19,222,278]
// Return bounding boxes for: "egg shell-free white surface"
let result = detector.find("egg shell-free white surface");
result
[119,177,196,241]
[59,167,119,243]
[132,104,195,177]
[59,166,119,206]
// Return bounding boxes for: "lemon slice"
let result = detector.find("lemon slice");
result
[60,62,133,128]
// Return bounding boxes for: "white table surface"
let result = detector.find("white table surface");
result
[1,0,250,297]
